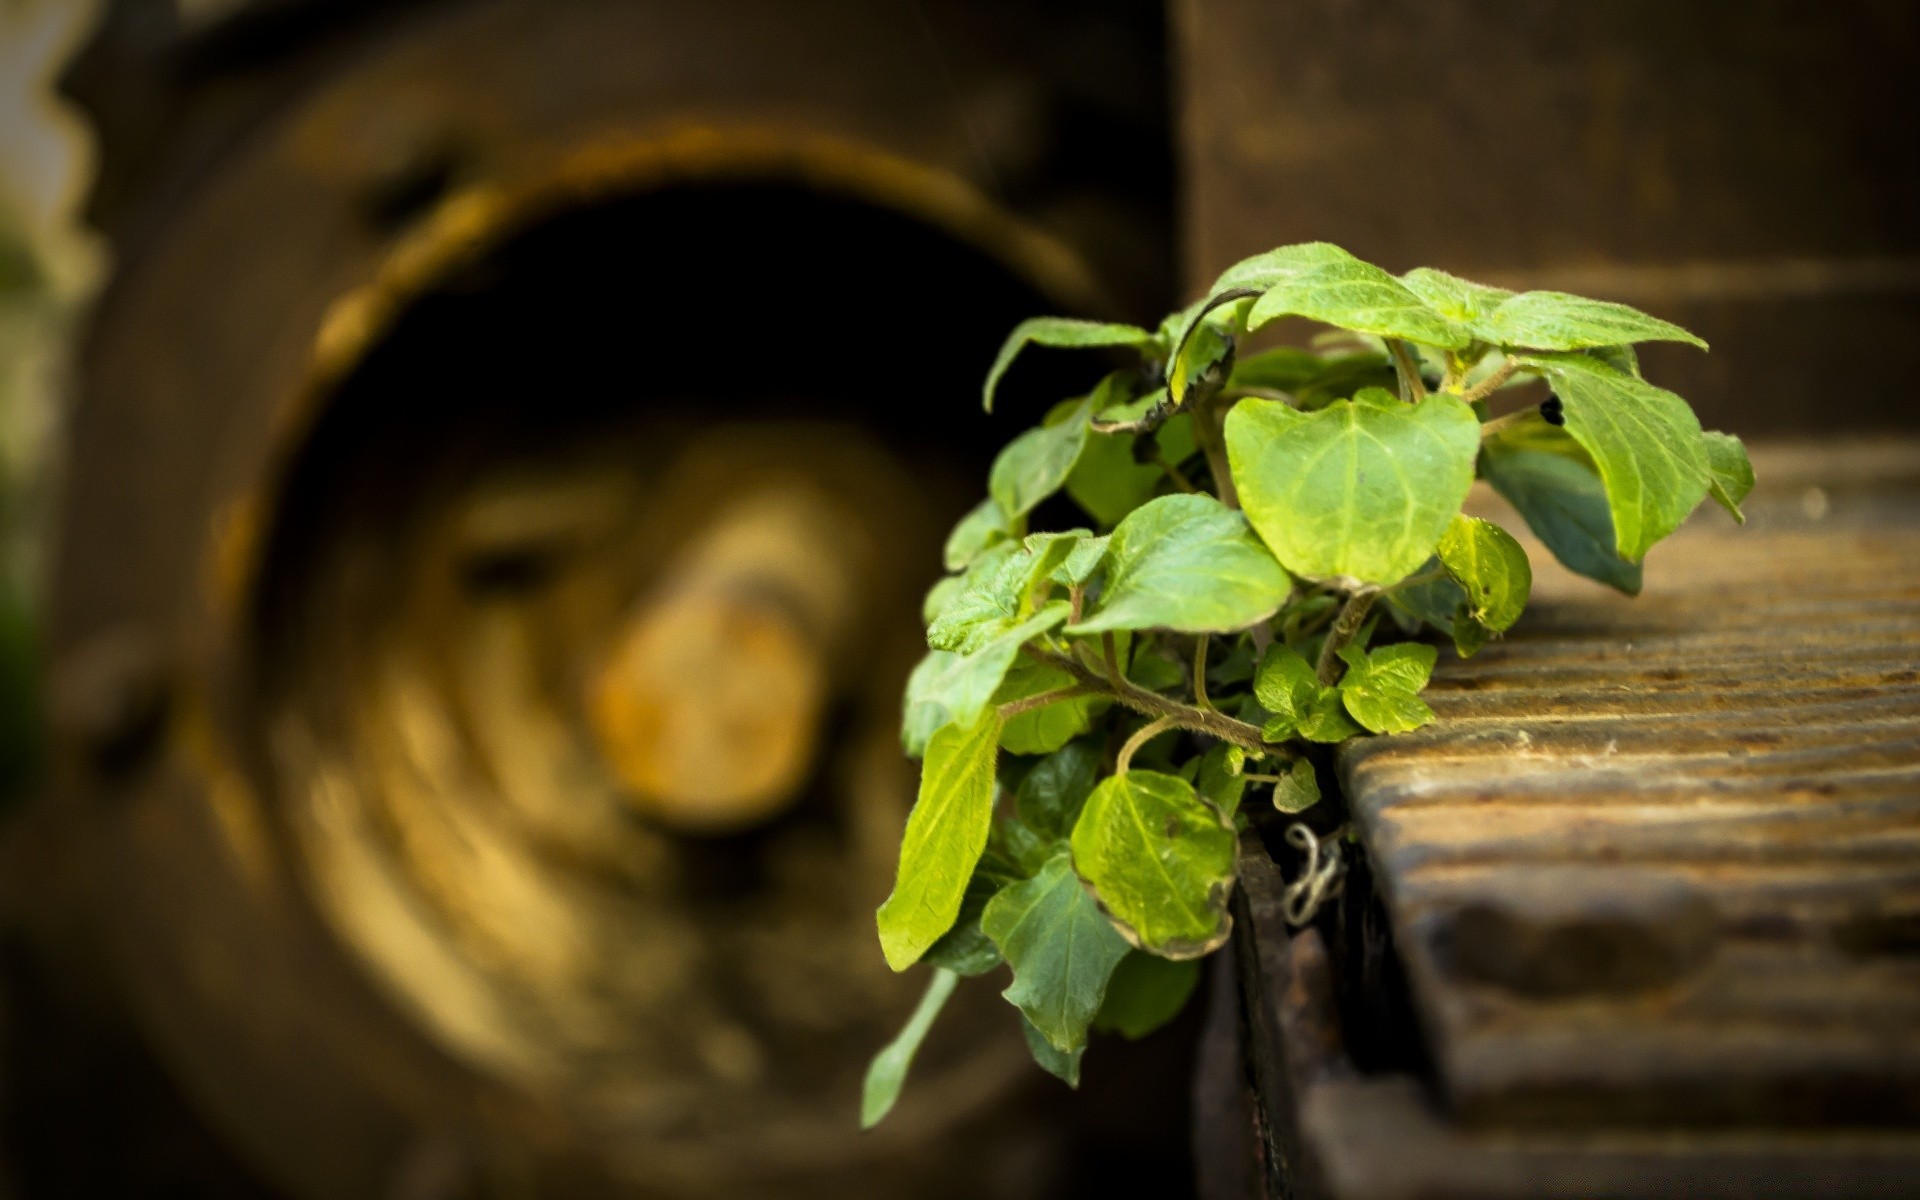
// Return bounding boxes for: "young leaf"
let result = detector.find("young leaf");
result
[1094,953,1202,1039]
[1071,771,1237,958]
[1484,291,1707,352]
[878,710,1006,971]
[1054,533,1112,586]
[1245,256,1472,350]
[989,394,1096,520]
[1399,267,1514,328]
[1271,758,1321,814]
[982,317,1155,412]
[928,536,1071,653]
[1521,354,1709,561]
[1253,645,1323,741]
[1021,1015,1084,1086]
[1066,494,1291,635]
[1168,311,1240,406]
[1436,515,1532,632]
[1480,423,1644,595]
[918,601,1070,733]
[1336,642,1438,734]
[861,967,958,1129]
[944,497,1013,571]
[1016,738,1102,840]
[1702,431,1754,522]
[983,852,1132,1054]
[1226,389,1481,586]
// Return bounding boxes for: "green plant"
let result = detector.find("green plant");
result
[862,242,1751,1125]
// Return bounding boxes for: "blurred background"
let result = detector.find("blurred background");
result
[0,1,1911,1197]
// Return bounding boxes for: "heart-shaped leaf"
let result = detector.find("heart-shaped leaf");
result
[1227,389,1480,586]
[1067,494,1291,635]
[1071,770,1236,958]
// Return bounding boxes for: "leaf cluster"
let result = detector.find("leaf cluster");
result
[863,243,1750,1125]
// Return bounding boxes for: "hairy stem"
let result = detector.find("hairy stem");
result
[1388,339,1429,403]
[1457,358,1520,406]
[1192,633,1215,712]
[1116,714,1179,775]
[997,685,1099,721]
[1043,647,1274,755]
[1315,590,1377,685]
[1477,403,1541,439]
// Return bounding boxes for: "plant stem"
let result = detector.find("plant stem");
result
[1388,339,1428,403]
[1456,358,1520,406]
[1316,590,1377,685]
[1041,648,1274,755]
[1116,714,1179,774]
[1477,403,1540,439]
[1101,632,1125,691]
[1192,633,1215,712]
[1192,393,1240,510]
[1153,450,1201,493]
[997,685,1099,721]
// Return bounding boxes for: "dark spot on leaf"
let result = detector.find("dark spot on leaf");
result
[1541,395,1565,426]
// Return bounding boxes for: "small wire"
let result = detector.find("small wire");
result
[1281,823,1347,927]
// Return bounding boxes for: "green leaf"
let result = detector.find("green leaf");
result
[990,394,1096,520]
[982,317,1155,412]
[1702,431,1754,523]
[1587,343,1642,378]
[861,967,958,1129]
[1484,291,1707,352]
[927,538,1070,653]
[1399,267,1514,327]
[1336,642,1438,734]
[1521,354,1709,561]
[1054,533,1112,586]
[878,710,1006,971]
[924,869,1007,977]
[901,649,961,758]
[1270,758,1321,814]
[1066,494,1291,635]
[944,497,1013,571]
[1245,254,1472,350]
[1021,1015,1083,1086]
[994,660,1102,754]
[1227,389,1481,586]
[1016,739,1102,840]
[922,573,968,625]
[983,852,1132,1054]
[1436,515,1531,632]
[917,601,1070,734]
[1168,310,1241,406]
[1253,644,1323,740]
[1480,421,1643,595]
[1195,744,1247,815]
[1228,347,1327,393]
[1066,414,1196,528]
[1209,240,1362,294]
[1071,771,1237,958]
[1094,953,1201,1039]
[1297,692,1363,743]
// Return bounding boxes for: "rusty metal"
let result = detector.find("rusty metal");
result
[1227,443,1920,1198]
[29,1,1181,1196]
